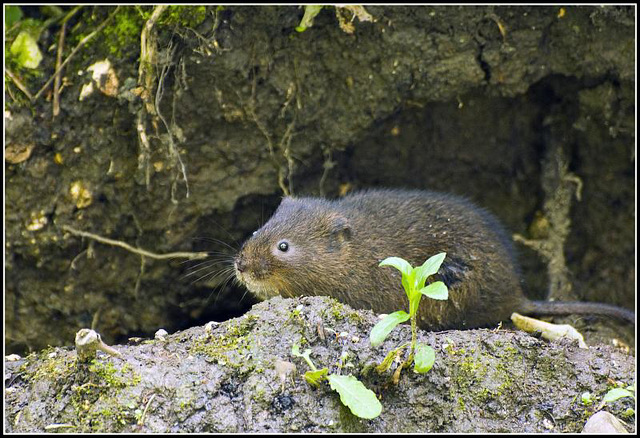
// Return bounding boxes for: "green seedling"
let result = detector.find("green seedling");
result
[295,5,374,33]
[9,23,43,69]
[581,391,593,406]
[295,5,323,32]
[600,384,636,415]
[603,384,635,404]
[291,344,382,419]
[583,383,636,415]
[370,253,448,376]
[5,5,24,28]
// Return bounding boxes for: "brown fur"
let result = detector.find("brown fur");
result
[235,189,634,329]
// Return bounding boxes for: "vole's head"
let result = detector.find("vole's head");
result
[234,197,352,300]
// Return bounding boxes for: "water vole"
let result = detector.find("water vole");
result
[234,189,634,329]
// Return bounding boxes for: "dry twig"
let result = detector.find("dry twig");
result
[62,225,208,261]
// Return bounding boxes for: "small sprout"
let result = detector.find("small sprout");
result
[602,387,635,404]
[581,391,593,406]
[296,5,373,34]
[10,30,43,69]
[291,343,381,419]
[372,253,448,377]
[291,344,315,370]
[621,408,635,418]
[296,5,323,32]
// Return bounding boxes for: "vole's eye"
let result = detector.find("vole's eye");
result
[277,241,289,252]
[252,231,258,236]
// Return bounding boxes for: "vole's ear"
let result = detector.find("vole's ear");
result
[328,215,351,250]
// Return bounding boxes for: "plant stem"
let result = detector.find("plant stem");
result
[409,312,417,363]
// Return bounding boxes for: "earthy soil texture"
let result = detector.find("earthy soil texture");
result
[5,6,635,356]
[4,296,636,433]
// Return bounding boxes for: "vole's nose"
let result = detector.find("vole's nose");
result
[235,256,246,273]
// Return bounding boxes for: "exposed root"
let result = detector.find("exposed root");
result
[244,69,301,196]
[155,41,189,202]
[136,5,166,191]
[5,69,33,101]
[319,146,336,197]
[513,147,582,301]
[62,225,208,261]
[52,19,67,117]
[137,6,190,200]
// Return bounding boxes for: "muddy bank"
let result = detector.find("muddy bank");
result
[5,6,635,354]
[4,296,636,433]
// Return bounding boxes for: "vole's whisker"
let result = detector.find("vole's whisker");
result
[213,271,236,307]
[183,260,232,278]
[191,265,235,286]
[192,236,238,252]
[179,252,233,266]
[203,269,236,306]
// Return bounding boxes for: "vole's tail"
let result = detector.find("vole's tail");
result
[523,300,635,324]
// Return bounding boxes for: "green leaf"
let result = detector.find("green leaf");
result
[304,368,329,387]
[379,256,413,278]
[295,5,323,32]
[621,408,635,418]
[291,343,316,371]
[419,281,449,301]
[581,392,593,406]
[414,252,446,289]
[414,344,436,373]
[10,30,43,69]
[327,374,382,419]
[401,274,411,297]
[5,5,23,28]
[39,6,64,18]
[603,387,636,403]
[370,311,410,347]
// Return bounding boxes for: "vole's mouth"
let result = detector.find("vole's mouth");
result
[234,265,280,301]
